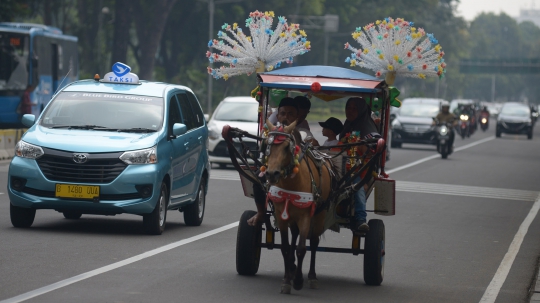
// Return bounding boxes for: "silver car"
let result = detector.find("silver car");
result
[207,96,260,168]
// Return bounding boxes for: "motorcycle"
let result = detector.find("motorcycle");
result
[434,119,454,159]
[480,113,489,131]
[459,114,471,139]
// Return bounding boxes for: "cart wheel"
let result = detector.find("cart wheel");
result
[236,210,262,275]
[364,219,385,286]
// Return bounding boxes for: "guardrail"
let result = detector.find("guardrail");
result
[0,129,26,160]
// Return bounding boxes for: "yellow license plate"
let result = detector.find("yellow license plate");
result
[55,184,100,199]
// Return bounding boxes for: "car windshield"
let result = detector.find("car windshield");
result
[399,103,439,117]
[40,92,164,131]
[500,105,530,117]
[214,101,259,122]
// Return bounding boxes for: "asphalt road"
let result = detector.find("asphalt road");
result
[0,123,539,303]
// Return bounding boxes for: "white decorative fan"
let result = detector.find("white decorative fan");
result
[207,10,311,80]
[344,17,446,85]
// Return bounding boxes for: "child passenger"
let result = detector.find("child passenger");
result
[318,117,343,146]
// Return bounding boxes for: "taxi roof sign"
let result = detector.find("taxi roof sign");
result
[102,62,140,84]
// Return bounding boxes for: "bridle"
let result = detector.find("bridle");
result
[265,127,300,179]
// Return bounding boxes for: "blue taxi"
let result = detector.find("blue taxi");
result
[7,63,210,234]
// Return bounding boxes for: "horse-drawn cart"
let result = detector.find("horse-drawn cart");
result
[221,65,398,289]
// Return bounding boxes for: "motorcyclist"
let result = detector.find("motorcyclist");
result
[433,101,457,150]
[480,106,490,127]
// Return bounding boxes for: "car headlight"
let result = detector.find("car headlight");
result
[120,146,157,164]
[15,141,44,159]
[208,128,220,140]
[391,119,402,129]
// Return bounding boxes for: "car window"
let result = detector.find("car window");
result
[214,101,259,122]
[186,92,205,128]
[40,92,163,130]
[500,105,530,117]
[176,93,197,130]
[168,95,182,136]
[399,103,439,117]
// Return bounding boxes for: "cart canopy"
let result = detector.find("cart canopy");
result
[259,65,384,94]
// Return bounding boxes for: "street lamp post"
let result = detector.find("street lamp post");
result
[199,0,243,115]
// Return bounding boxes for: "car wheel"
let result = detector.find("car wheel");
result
[63,211,82,220]
[143,182,168,235]
[496,128,501,138]
[184,179,206,226]
[10,203,36,228]
[527,131,533,140]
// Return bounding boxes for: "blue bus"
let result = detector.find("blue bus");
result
[0,23,78,128]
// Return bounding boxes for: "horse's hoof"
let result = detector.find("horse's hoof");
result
[293,278,304,291]
[281,283,292,294]
[308,279,319,289]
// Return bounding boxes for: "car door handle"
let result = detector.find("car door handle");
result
[198,136,203,140]
[184,142,190,146]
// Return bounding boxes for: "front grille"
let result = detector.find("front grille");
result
[37,148,127,184]
[21,186,142,201]
[502,122,525,130]
[402,124,432,134]
[210,141,259,157]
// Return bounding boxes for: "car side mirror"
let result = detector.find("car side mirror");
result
[22,114,36,127]
[204,114,209,122]
[172,123,187,137]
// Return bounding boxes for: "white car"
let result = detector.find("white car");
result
[207,96,260,168]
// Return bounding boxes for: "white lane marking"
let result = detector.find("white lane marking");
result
[386,136,495,174]
[397,181,539,202]
[0,222,239,303]
[0,193,4,195]
[479,194,540,303]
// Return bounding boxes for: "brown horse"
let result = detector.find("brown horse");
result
[264,119,333,294]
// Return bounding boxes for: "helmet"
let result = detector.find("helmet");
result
[441,101,450,108]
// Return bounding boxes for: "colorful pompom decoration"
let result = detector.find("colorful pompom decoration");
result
[343,17,446,84]
[206,11,311,80]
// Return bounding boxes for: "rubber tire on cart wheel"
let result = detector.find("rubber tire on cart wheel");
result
[184,180,206,226]
[236,210,262,275]
[10,203,36,228]
[143,182,168,235]
[364,219,385,286]
[63,211,82,219]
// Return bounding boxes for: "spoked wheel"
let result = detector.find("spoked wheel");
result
[236,210,262,275]
[143,182,168,235]
[184,179,206,226]
[364,219,385,286]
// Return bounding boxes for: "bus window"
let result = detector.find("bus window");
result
[0,32,29,91]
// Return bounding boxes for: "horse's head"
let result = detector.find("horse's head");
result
[264,119,298,184]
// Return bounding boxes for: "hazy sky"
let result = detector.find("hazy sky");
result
[456,0,538,21]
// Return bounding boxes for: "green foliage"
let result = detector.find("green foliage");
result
[8,0,540,111]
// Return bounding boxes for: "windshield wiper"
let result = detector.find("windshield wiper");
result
[49,125,109,130]
[116,128,157,133]
[231,119,256,122]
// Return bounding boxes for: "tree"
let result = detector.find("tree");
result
[131,0,177,80]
